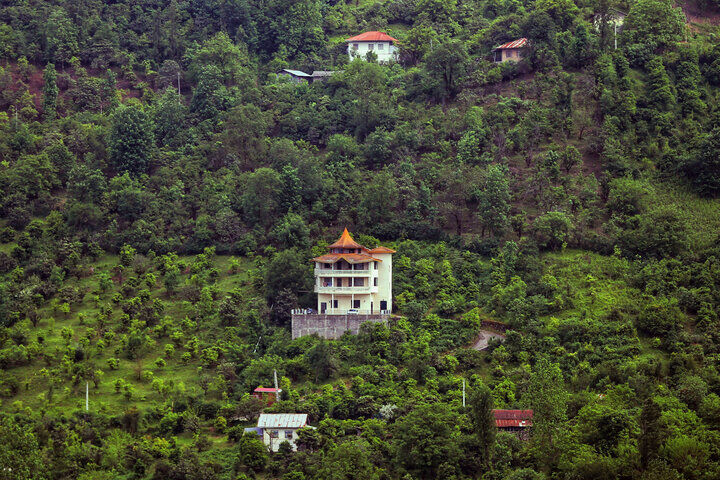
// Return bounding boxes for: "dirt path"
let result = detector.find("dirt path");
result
[472,329,506,350]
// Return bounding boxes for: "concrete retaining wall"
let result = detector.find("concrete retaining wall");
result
[291,314,388,339]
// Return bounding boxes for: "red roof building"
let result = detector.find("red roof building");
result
[493,409,533,428]
[345,31,398,43]
[493,38,528,63]
[345,31,399,63]
[253,387,282,406]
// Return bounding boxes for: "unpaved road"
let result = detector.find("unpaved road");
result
[472,330,505,350]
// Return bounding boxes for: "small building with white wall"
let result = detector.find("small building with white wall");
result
[257,413,309,452]
[493,38,528,63]
[346,31,398,63]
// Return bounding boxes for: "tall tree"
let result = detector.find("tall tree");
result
[391,402,461,479]
[475,164,511,237]
[528,357,568,471]
[104,69,119,111]
[0,416,47,480]
[42,63,58,120]
[468,381,496,467]
[425,39,469,102]
[639,397,662,469]
[108,103,155,175]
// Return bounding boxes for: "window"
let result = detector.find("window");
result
[324,263,331,269]
[368,43,374,50]
[285,430,293,439]
[378,43,384,50]
[353,300,360,308]
[270,430,279,438]
[353,277,364,286]
[374,261,378,269]
[333,300,338,308]
[374,277,378,287]
[353,43,359,50]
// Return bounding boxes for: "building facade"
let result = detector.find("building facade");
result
[312,228,394,315]
[493,38,528,63]
[291,229,394,339]
[256,413,309,452]
[346,31,398,63]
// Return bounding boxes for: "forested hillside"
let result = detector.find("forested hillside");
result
[1,0,720,478]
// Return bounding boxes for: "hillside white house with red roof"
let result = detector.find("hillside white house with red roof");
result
[346,31,398,62]
[291,229,394,338]
[493,38,528,63]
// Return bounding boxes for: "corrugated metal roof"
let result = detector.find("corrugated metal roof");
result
[495,38,528,50]
[493,409,533,428]
[346,31,398,43]
[254,387,282,393]
[311,71,336,77]
[257,413,308,429]
[496,419,532,428]
[281,69,311,77]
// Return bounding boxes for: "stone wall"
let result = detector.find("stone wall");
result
[291,313,388,339]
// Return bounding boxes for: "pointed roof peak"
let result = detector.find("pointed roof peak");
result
[328,228,364,249]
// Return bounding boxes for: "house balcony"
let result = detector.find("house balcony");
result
[314,285,378,294]
[315,268,377,277]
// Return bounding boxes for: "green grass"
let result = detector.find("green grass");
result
[653,179,720,251]
[540,249,640,323]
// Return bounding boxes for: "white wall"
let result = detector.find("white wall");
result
[314,254,393,314]
[347,41,397,63]
[263,428,299,452]
[373,253,393,312]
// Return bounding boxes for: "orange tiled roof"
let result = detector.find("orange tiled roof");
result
[328,228,364,249]
[313,253,381,264]
[346,31,398,43]
[368,246,396,254]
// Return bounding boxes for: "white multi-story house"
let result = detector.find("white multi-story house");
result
[312,228,394,315]
[346,31,399,63]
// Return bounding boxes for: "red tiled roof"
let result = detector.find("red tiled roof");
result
[313,253,381,264]
[493,409,533,428]
[495,38,528,50]
[346,31,398,43]
[328,228,364,249]
[368,246,396,254]
[254,387,281,393]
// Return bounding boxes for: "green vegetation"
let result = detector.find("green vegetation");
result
[1,0,720,478]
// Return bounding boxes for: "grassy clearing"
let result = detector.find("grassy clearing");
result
[652,179,720,251]
[541,249,640,323]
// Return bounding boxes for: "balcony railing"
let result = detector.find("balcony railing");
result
[314,285,378,294]
[315,268,375,276]
[292,308,391,316]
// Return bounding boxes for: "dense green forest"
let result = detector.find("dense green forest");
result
[1,0,720,478]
